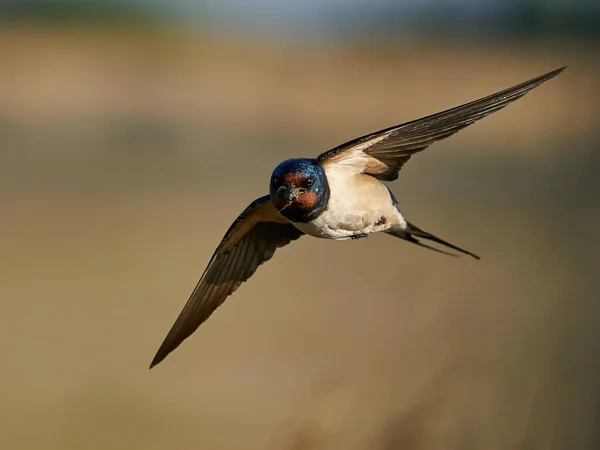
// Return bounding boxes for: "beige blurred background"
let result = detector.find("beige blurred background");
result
[1,2,599,449]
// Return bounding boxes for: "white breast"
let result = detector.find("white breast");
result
[291,166,406,239]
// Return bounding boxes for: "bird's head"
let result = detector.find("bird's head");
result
[269,158,329,223]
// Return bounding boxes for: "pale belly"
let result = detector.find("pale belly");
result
[291,174,406,240]
[291,210,395,239]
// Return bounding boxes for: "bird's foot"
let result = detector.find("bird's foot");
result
[350,233,369,240]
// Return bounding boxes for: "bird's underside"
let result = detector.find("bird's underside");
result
[149,67,565,368]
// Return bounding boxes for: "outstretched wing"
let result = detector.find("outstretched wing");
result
[317,67,565,181]
[150,195,303,368]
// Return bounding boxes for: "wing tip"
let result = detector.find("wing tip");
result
[541,66,567,81]
[509,65,566,97]
[527,66,566,89]
[149,339,176,369]
[149,349,166,369]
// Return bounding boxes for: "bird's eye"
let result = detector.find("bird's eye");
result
[305,178,314,187]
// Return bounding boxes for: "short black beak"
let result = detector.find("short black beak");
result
[277,185,293,203]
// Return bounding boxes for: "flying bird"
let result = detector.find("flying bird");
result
[150,67,564,368]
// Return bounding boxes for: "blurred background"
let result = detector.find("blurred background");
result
[1,1,599,449]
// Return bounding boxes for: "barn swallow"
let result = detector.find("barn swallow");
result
[150,67,564,368]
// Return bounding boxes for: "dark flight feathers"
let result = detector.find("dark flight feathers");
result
[317,67,565,180]
[150,67,563,367]
[150,196,303,368]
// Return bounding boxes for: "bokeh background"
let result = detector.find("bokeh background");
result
[1,1,599,449]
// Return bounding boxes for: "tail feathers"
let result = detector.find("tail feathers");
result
[388,222,481,260]
[403,234,461,258]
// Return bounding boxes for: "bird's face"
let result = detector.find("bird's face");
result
[270,158,329,223]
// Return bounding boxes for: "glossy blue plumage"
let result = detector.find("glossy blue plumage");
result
[269,158,330,223]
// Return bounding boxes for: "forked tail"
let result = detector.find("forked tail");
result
[386,221,480,260]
